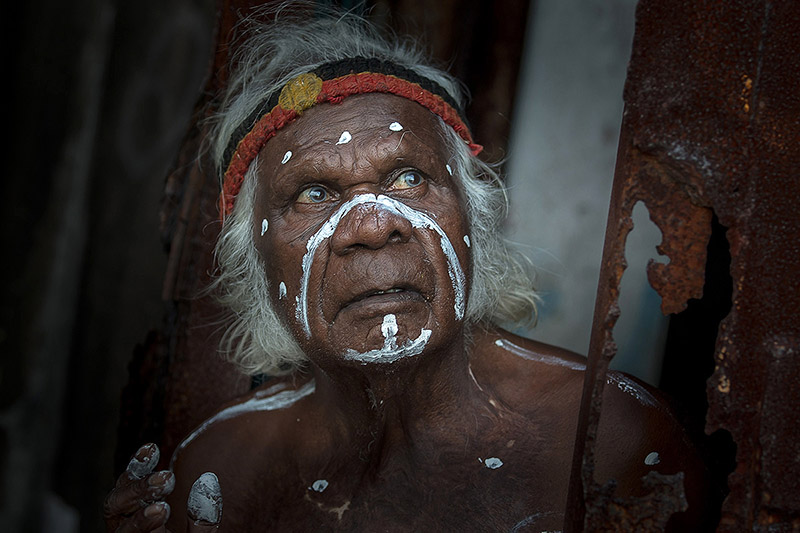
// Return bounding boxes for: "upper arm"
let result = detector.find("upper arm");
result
[596,371,716,529]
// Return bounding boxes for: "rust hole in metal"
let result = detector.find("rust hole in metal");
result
[659,212,737,529]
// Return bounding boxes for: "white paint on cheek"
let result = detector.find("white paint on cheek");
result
[644,451,661,465]
[261,218,269,236]
[446,164,453,175]
[389,121,403,131]
[484,457,504,469]
[310,479,329,492]
[279,281,287,300]
[381,314,398,350]
[282,150,292,164]
[336,131,352,145]
[463,235,470,247]
[171,381,316,469]
[297,193,466,337]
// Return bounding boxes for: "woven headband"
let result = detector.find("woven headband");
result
[219,57,483,217]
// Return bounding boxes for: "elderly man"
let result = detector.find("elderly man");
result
[104,12,709,533]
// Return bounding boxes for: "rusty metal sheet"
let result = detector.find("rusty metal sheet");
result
[566,0,800,530]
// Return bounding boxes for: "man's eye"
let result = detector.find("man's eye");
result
[297,186,329,204]
[390,170,425,190]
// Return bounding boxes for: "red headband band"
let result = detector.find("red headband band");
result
[219,64,482,218]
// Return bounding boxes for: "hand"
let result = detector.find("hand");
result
[104,444,224,532]
[104,443,174,532]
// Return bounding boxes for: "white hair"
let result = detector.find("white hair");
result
[207,9,537,376]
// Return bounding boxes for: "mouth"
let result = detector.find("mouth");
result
[342,286,426,314]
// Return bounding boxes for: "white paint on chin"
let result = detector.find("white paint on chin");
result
[296,193,467,337]
[344,328,432,364]
[381,314,398,350]
[170,380,316,468]
[336,131,352,144]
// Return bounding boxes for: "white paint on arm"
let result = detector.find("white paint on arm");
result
[170,381,316,468]
[644,451,661,465]
[187,472,222,524]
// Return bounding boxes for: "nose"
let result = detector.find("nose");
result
[329,200,413,255]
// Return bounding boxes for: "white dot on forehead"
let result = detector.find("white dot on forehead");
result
[281,151,292,164]
[261,219,269,236]
[389,122,403,131]
[336,131,352,145]
[446,164,453,175]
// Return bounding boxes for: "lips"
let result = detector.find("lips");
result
[344,286,426,311]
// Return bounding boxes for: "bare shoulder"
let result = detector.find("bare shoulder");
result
[165,375,316,530]
[470,325,713,528]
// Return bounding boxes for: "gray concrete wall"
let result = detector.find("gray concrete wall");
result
[504,0,669,385]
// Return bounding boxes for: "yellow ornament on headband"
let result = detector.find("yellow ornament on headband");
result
[278,72,323,114]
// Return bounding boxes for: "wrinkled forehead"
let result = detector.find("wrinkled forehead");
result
[258,93,449,169]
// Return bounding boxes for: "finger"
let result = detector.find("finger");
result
[186,472,222,531]
[124,444,161,482]
[114,501,170,533]
[105,470,175,518]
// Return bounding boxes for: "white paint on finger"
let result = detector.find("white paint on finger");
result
[126,445,159,480]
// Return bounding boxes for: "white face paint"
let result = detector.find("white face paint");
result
[344,328,432,364]
[446,164,453,176]
[279,281,287,300]
[296,193,467,337]
[463,235,470,248]
[644,451,661,465]
[282,150,292,164]
[336,131,352,145]
[171,381,316,468]
[311,479,329,492]
[484,457,504,469]
[261,218,269,236]
[380,314,399,350]
[389,122,403,131]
